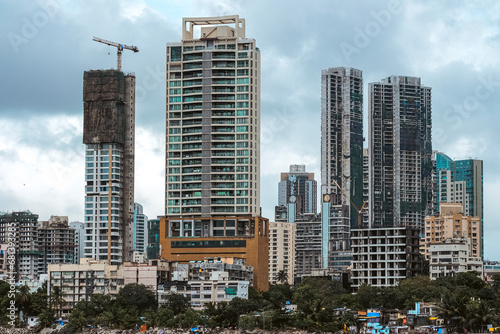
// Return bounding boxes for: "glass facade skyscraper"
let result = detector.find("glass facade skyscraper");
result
[435,152,483,220]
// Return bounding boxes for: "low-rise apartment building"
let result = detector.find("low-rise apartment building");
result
[429,238,483,279]
[351,227,421,288]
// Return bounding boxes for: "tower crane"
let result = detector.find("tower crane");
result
[93,36,139,72]
[331,179,367,228]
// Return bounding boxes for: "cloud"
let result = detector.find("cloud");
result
[2,0,500,258]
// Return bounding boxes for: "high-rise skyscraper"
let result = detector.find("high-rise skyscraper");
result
[320,67,363,270]
[368,75,432,230]
[165,15,260,220]
[278,164,317,214]
[83,69,135,265]
[321,67,363,230]
[161,16,269,292]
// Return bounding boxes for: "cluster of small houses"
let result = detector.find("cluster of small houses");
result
[18,302,461,333]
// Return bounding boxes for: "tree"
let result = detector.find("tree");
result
[163,293,190,314]
[491,273,500,293]
[467,300,496,333]
[178,308,202,329]
[17,283,32,321]
[116,283,157,311]
[395,275,440,309]
[276,270,288,284]
[437,291,470,332]
[37,305,56,329]
[355,283,379,309]
[156,307,176,328]
[262,283,293,310]
[50,286,66,318]
[293,277,344,331]
[0,280,12,325]
[31,282,49,316]
[66,308,88,332]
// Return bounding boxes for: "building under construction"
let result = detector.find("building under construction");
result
[368,76,432,231]
[37,216,76,274]
[320,67,363,272]
[83,69,135,264]
[321,67,364,231]
[0,211,40,280]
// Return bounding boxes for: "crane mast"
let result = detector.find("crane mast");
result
[92,36,139,72]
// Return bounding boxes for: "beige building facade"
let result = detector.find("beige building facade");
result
[429,239,483,279]
[422,203,481,260]
[48,259,159,315]
[165,15,261,219]
[268,221,295,285]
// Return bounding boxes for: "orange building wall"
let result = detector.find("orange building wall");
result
[159,217,269,291]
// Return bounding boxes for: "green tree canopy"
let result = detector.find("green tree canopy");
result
[116,283,157,311]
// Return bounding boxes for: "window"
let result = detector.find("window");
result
[170,46,182,61]
[169,81,181,87]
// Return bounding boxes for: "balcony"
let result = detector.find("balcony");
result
[183,88,202,95]
[213,87,235,93]
[213,102,235,109]
[182,136,202,142]
[183,80,202,87]
[212,135,234,141]
[183,104,202,110]
[212,143,235,149]
[212,111,235,117]
[182,144,202,150]
[213,53,235,60]
[213,96,235,102]
[213,70,235,77]
[212,127,234,133]
[213,119,235,125]
[183,128,202,134]
[183,72,203,79]
[212,61,235,68]
[213,79,235,85]
[182,112,202,119]
[183,54,202,61]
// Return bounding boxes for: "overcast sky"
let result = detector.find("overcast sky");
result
[2,0,500,259]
